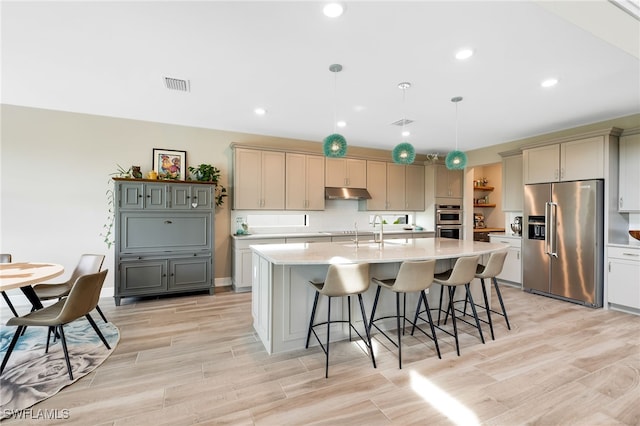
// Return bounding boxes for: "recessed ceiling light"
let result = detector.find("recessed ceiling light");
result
[323,3,344,18]
[541,78,559,88]
[455,49,474,60]
[254,107,267,115]
[336,120,347,128]
[402,130,411,137]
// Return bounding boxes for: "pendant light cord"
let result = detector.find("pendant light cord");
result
[455,100,459,150]
[332,70,337,134]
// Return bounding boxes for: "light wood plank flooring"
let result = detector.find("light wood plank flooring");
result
[2,285,639,425]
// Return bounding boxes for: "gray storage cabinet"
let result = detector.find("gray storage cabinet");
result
[113,178,215,306]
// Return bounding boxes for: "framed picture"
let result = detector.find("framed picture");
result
[152,148,186,180]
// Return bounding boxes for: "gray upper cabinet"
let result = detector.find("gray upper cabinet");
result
[113,178,214,305]
[619,130,640,212]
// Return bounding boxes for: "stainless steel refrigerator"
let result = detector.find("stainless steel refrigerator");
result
[523,180,604,307]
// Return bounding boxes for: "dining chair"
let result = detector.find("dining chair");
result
[1,270,110,380]
[370,259,440,369]
[32,254,108,322]
[0,253,19,317]
[305,263,376,378]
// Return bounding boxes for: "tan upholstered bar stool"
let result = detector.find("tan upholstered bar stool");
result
[470,250,510,340]
[415,255,482,356]
[369,260,440,369]
[305,263,376,378]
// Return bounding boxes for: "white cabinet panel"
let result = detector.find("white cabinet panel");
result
[607,246,640,312]
[619,132,640,212]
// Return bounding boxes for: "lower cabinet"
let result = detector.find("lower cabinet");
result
[232,237,285,292]
[607,245,640,313]
[489,234,522,285]
[117,254,212,305]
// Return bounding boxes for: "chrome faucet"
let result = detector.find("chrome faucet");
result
[353,221,359,248]
[372,214,384,247]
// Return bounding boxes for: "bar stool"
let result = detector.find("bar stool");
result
[469,250,510,340]
[305,263,376,378]
[369,260,440,369]
[414,255,482,356]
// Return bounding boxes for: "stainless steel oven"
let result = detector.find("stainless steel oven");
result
[436,205,463,225]
[436,225,463,239]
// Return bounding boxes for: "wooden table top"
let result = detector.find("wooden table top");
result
[0,262,64,291]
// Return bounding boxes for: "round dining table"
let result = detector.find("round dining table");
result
[0,262,64,311]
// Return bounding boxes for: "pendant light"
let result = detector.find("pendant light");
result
[323,64,347,158]
[392,82,416,164]
[445,96,467,170]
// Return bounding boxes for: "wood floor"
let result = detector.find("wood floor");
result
[2,284,639,425]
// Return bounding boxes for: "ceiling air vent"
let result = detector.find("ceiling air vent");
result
[391,118,413,126]
[164,77,190,92]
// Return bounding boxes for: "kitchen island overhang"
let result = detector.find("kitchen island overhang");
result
[250,237,509,354]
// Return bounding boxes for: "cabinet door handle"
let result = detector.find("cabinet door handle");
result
[137,256,142,260]
[622,253,640,257]
[164,220,173,224]
[162,274,167,277]
[193,253,197,256]
[608,261,611,273]
[620,197,623,208]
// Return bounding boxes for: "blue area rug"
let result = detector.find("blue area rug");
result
[0,316,119,418]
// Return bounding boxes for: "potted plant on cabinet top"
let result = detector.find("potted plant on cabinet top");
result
[188,163,227,207]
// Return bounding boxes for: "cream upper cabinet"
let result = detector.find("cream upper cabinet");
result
[561,136,604,181]
[523,136,604,184]
[435,164,463,198]
[523,144,559,184]
[405,164,425,211]
[364,161,424,211]
[618,132,640,212]
[234,148,285,210]
[325,158,367,188]
[365,161,387,210]
[502,154,523,212]
[285,153,325,210]
[386,163,406,210]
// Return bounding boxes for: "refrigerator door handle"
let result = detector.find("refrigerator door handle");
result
[549,202,558,258]
[545,202,551,256]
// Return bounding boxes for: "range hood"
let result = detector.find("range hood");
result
[325,187,372,200]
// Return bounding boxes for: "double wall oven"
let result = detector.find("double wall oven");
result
[436,204,463,239]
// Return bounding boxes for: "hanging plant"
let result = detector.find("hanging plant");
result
[100,183,115,248]
[188,164,227,207]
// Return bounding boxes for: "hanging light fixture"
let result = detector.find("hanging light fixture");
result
[445,96,467,170]
[323,64,347,158]
[392,82,416,164]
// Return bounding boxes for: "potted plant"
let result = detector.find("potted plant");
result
[188,164,220,183]
[188,164,227,207]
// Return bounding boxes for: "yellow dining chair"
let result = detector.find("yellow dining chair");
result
[1,270,110,380]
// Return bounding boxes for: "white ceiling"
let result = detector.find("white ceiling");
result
[2,1,639,155]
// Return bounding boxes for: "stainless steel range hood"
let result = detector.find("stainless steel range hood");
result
[325,187,372,200]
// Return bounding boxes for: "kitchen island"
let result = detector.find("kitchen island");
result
[250,237,509,354]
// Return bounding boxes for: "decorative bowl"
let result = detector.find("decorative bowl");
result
[630,230,640,241]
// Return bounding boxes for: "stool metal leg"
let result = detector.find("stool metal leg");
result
[493,277,511,330]
[448,286,460,356]
[465,284,485,344]
[357,293,376,369]
[420,290,441,359]
[480,278,495,340]
[305,292,320,348]
[325,296,332,378]
[396,292,402,369]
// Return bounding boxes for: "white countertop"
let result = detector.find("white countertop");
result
[250,237,509,265]
[232,229,435,240]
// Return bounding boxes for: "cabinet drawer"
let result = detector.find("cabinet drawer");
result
[120,213,211,252]
[489,236,522,248]
[608,246,640,260]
